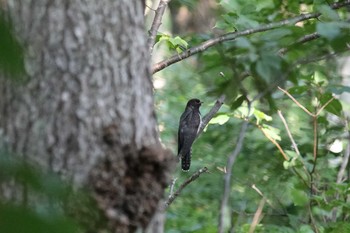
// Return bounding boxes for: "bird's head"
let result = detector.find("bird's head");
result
[186,98,202,109]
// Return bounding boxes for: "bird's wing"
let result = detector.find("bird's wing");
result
[178,110,192,154]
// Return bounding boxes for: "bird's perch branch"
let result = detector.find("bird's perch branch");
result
[165,167,208,208]
[152,0,350,74]
[197,95,226,136]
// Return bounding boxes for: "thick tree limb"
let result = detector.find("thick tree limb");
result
[147,0,171,54]
[165,167,208,208]
[152,0,350,74]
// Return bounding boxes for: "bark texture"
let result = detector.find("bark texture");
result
[0,1,174,232]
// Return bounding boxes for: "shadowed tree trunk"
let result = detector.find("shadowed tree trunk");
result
[0,1,174,232]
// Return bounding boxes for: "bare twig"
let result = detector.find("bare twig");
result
[168,178,177,198]
[197,95,226,136]
[218,104,251,233]
[278,86,314,116]
[258,124,289,161]
[277,110,310,187]
[152,0,350,73]
[312,116,318,162]
[248,198,266,233]
[165,167,208,208]
[277,110,301,156]
[147,0,171,54]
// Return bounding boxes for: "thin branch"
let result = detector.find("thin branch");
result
[316,96,335,116]
[251,184,282,213]
[277,110,301,156]
[147,0,171,54]
[168,177,177,198]
[152,0,350,73]
[197,95,226,136]
[248,198,266,233]
[218,105,251,233]
[165,167,208,208]
[277,110,311,186]
[278,86,314,117]
[258,124,289,161]
[279,32,320,55]
[311,96,335,173]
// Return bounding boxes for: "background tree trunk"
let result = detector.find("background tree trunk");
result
[0,1,174,232]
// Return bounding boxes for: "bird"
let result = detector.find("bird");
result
[178,98,202,171]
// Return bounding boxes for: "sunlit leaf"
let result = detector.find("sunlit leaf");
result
[209,114,230,125]
[168,36,188,50]
[262,124,281,141]
[298,224,314,233]
[254,109,272,122]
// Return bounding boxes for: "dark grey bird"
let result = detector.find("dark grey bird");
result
[178,98,202,171]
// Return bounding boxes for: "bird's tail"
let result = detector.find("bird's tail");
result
[181,150,191,171]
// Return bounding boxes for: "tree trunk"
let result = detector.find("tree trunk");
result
[0,1,174,232]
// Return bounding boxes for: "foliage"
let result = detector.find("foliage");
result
[153,0,350,232]
[0,11,24,79]
[0,151,106,233]
[1,0,350,232]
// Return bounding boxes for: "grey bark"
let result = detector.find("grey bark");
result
[0,1,174,232]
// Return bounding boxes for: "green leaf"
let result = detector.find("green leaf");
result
[283,160,291,169]
[325,99,342,116]
[0,203,79,233]
[256,0,274,10]
[260,28,292,41]
[235,15,259,30]
[327,222,350,233]
[255,54,281,83]
[209,114,230,125]
[288,86,309,95]
[298,224,314,233]
[316,4,340,21]
[291,189,308,206]
[320,93,342,116]
[234,37,252,49]
[168,36,188,50]
[254,109,272,122]
[262,124,281,141]
[0,12,25,78]
[241,4,256,14]
[316,22,340,40]
[231,95,246,110]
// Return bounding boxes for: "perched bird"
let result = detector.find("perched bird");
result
[178,98,202,171]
